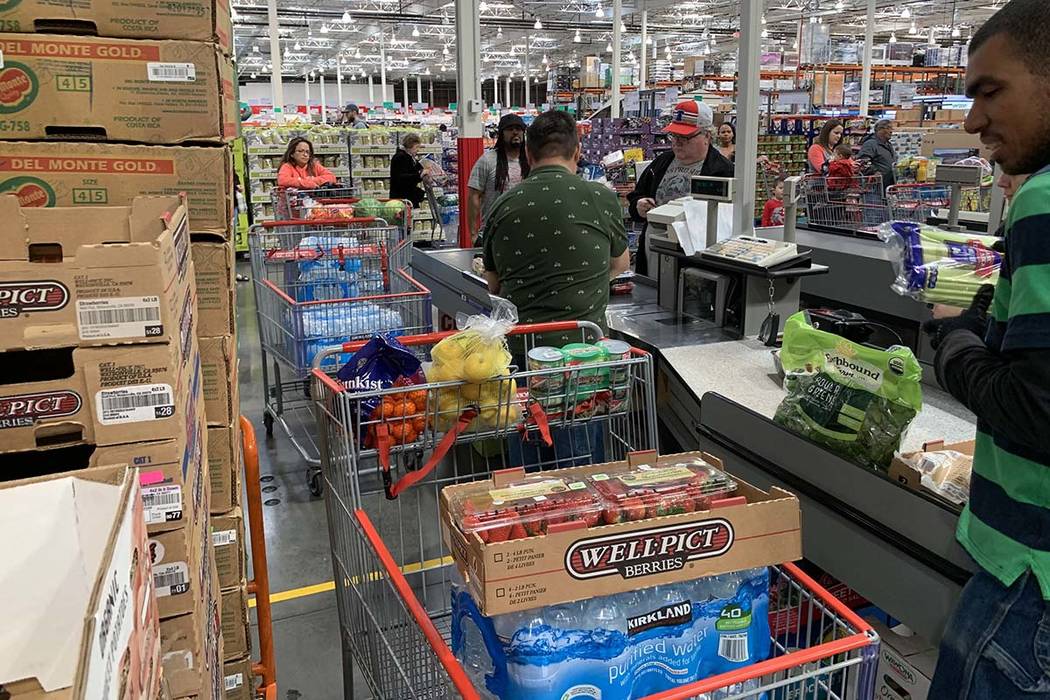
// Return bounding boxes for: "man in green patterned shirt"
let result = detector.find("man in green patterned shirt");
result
[924,1,1050,696]
[483,110,629,348]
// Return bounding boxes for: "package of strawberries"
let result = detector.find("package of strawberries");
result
[452,475,606,543]
[589,459,738,524]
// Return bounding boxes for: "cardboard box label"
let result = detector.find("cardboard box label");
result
[142,484,183,525]
[212,529,237,547]
[77,296,163,340]
[147,62,197,82]
[0,278,68,315]
[565,517,734,580]
[224,672,243,691]
[0,388,81,427]
[152,561,190,598]
[96,383,175,425]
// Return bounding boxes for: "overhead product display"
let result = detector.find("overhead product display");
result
[2,0,1032,698]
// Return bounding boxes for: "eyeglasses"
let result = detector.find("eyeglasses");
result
[670,131,704,144]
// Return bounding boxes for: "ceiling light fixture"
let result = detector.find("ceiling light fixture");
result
[574,28,581,42]
[542,54,548,64]
[320,24,329,33]
[443,45,450,55]
[534,17,542,29]
[606,41,612,51]
[479,1,488,11]
[761,15,766,24]
[889,32,897,43]
[253,44,259,52]
[342,10,351,22]
[901,7,910,18]
[250,72,257,79]
[620,21,626,33]
[412,25,420,36]
[497,25,503,37]
[952,26,961,37]
[908,21,917,35]
[836,0,844,10]
[294,41,301,51]
[595,3,604,18]
[761,28,768,38]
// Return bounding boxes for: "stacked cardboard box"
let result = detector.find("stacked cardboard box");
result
[0,1,237,696]
[0,465,161,699]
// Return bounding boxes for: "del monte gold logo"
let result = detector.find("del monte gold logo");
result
[0,176,55,207]
[0,61,37,113]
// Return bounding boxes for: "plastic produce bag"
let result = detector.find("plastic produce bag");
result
[428,300,520,431]
[774,311,923,470]
[335,333,424,442]
[881,221,1001,307]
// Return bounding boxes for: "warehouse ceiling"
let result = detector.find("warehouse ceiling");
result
[231,0,1003,82]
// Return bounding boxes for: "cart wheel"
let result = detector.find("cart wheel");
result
[308,470,324,497]
[263,411,274,438]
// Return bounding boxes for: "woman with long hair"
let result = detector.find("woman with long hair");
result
[807,119,844,174]
[276,137,338,189]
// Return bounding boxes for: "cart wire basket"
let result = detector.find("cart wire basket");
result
[801,173,889,236]
[249,219,432,481]
[311,321,660,667]
[336,505,880,700]
[271,185,362,221]
[885,183,953,224]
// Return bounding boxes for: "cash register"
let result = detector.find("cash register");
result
[650,175,826,340]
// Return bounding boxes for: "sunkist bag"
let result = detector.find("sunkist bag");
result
[774,312,923,470]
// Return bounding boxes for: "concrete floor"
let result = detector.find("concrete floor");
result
[236,259,349,699]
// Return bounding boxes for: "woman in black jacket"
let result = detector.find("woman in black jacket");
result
[627,100,734,277]
[389,133,428,207]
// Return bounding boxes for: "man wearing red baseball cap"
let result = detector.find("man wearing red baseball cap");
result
[627,99,734,276]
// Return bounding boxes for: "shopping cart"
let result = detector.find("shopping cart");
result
[311,320,658,645]
[886,183,953,224]
[334,509,880,700]
[249,219,433,484]
[801,173,889,236]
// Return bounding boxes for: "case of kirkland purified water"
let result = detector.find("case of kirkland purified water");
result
[451,567,770,700]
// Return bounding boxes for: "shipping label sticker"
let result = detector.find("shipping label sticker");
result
[96,383,175,425]
[77,296,163,340]
[152,561,190,597]
[141,484,183,525]
[212,528,237,547]
[225,673,244,691]
[147,62,196,82]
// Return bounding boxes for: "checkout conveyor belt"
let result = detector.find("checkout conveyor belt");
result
[411,245,978,644]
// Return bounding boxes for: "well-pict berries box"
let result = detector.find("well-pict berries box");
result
[441,451,802,616]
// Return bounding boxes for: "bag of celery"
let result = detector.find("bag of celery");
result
[774,311,923,470]
[882,221,1001,307]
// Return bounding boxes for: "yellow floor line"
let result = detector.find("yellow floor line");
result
[248,555,454,608]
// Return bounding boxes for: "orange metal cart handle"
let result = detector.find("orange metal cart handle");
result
[258,216,380,228]
[240,415,278,700]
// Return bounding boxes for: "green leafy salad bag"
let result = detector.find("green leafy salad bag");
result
[773,312,923,470]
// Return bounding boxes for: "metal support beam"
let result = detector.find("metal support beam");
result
[267,0,283,117]
[734,0,762,238]
[319,74,327,123]
[403,76,409,107]
[640,8,647,91]
[379,33,387,104]
[456,0,484,247]
[304,73,310,114]
[336,64,343,109]
[611,0,622,117]
[368,73,374,104]
[860,0,875,118]
[417,75,423,105]
[524,30,531,106]
[505,74,511,109]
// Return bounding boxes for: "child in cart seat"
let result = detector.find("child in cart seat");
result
[827,144,858,191]
[761,177,786,227]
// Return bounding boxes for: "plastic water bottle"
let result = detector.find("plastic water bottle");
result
[708,570,744,600]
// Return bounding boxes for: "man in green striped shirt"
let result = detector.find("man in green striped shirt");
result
[925,1,1050,696]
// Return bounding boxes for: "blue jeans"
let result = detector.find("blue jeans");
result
[508,422,606,471]
[930,570,1050,699]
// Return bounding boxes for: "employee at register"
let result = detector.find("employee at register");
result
[626,100,734,277]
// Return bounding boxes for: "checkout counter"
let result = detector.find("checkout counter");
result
[410,174,982,644]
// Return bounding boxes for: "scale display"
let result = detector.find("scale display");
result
[690,176,734,203]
